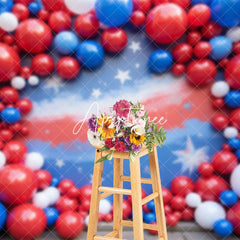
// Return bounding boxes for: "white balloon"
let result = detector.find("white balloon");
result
[0,151,6,169]
[64,0,96,15]
[28,75,40,86]
[195,201,226,230]
[226,27,240,43]
[11,76,26,90]
[223,127,238,139]
[44,187,60,205]
[33,192,50,208]
[99,199,112,215]
[185,193,202,208]
[84,215,89,226]
[0,12,18,32]
[211,81,230,98]
[25,152,44,170]
[230,164,240,197]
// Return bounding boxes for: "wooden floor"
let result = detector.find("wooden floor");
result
[1,222,239,240]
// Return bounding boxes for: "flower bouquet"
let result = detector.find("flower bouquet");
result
[87,100,166,163]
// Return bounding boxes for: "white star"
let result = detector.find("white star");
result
[56,159,65,168]
[43,76,65,93]
[78,167,82,173]
[115,69,132,85]
[129,41,141,53]
[173,137,209,174]
[135,63,140,68]
[91,88,102,98]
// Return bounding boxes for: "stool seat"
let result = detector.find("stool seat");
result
[87,145,168,240]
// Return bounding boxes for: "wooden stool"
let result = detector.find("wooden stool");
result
[87,145,168,240]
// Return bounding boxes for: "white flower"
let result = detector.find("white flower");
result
[87,130,103,146]
[131,125,145,135]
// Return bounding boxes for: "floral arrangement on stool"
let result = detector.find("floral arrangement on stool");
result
[87,99,166,162]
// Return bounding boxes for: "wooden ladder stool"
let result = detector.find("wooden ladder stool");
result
[87,145,168,240]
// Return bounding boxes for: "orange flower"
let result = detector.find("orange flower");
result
[97,115,115,139]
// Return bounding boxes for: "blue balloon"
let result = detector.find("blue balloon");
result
[228,138,240,149]
[148,50,173,73]
[225,90,240,108]
[0,202,7,230]
[213,219,233,237]
[51,178,60,187]
[211,0,240,27]
[43,208,59,227]
[95,0,133,27]
[209,36,232,60]
[147,200,155,212]
[76,40,104,69]
[0,0,13,13]
[235,149,240,159]
[1,107,21,124]
[220,190,238,207]
[53,31,79,55]
[28,2,42,15]
[191,0,212,5]
[144,212,156,224]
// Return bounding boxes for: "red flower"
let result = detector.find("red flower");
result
[105,138,114,148]
[115,141,125,152]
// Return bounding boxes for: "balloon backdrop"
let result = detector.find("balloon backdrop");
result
[220,190,238,207]
[213,219,233,237]
[64,0,96,15]
[230,165,240,197]
[0,202,7,230]
[44,207,59,227]
[225,55,240,90]
[227,202,240,235]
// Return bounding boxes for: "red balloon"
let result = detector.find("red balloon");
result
[201,22,222,40]
[187,31,201,46]
[162,187,173,205]
[227,202,240,235]
[233,42,240,55]
[170,196,186,211]
[79,185,92,202]
[171,176,194,197]
[20,126,29,136]
[170,0,190,9]
[146,3,188,44]
[148,222,158,235]
[42,0,65,11]
[130,10,146,27]
[0,43,20,82]
[19,66,32,79]
[133,0,151,13]
[79,209,88,219]
[0,129,13,142]
[166,214,179,226]
[32,54,55,76]
[74,13,99,39]
[230,108,240,130]
[14,0,33,4]
[225,55,240,90]
[143,203,151,213]
[79,199,91,212]
[193,41,212,58]
[0,164,36,204]
[35,169,52,190]
[181,207,194,221]
[3,140,27,164]
[211,114,229,130]
[218,58,229,68]
[12,3,29,20]
[212,98,225,108]
[186,59,217,86]
[56,211,84,239]
[9,122,21,133]
[56,196,78,213]
[7,204,46,240]
[222,143,233,151]
[195,175,229,201]
[211,151,238,174]
[38,9,50,22]
[172,43,193,63]
[173,211,182,220]
[104,213,113,222]
[3,34,15,45]
[67,186,80,199]
[49,11,71,33]
[188,4,211,27]
[0,87,19,104]
[101,28,128,53]
[15,99,33,115]
[122,199,132,219]
[198,162,214,177]
[58,179,74,194]
[172,64,186,76]
[15,19,53,54]
[57,57,80,79]
[164,205,172,215]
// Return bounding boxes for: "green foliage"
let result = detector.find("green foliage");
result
[96,152,113,163]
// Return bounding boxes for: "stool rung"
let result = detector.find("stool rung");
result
[100,192,112,200]
[120,176,152,184]
[105,230,118,237]
[98,186,132,195]
[94,236,126,240]
[121,220,158,231]
[141,192,159,205]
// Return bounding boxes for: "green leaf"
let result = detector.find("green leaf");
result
[96,152,113,163]
[129,151,138,163]
[99,145,110,152]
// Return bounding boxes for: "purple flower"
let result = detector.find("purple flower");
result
[124,135,131,146]
[88,116,98,132]
[132,144,141,152]
[124,145,130,152]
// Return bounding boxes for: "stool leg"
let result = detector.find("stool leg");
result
[129,156,144,240]
[113,158,123,238]
[149,147,168,240]
[87,150,104,240]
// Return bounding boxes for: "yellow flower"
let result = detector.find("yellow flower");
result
[97,115,115,139]
[130,132,146,145]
